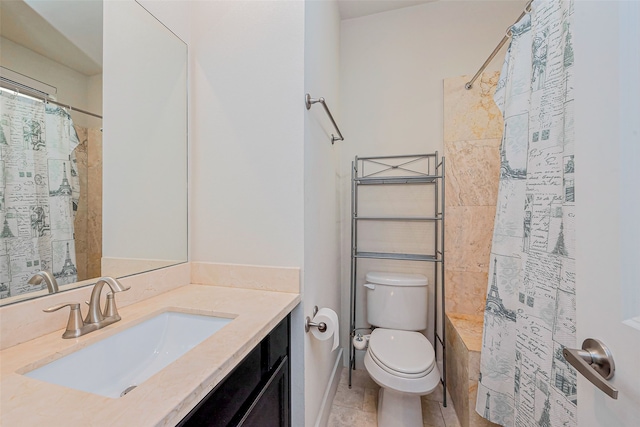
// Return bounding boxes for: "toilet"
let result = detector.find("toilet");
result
[362,271,440,427]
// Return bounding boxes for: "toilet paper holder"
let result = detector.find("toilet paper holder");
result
[305,306,327,333]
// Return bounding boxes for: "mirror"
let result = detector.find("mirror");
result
[0,0,188,305]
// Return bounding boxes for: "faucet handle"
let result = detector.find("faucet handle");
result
[103,293,121,320]
[43,302,80,313]
[86,293,119,317]
[44,302,87,339]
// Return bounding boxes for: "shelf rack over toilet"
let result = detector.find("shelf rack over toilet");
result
[348,153,447,406]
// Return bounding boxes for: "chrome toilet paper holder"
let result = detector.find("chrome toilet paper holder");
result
[305,305,327,333]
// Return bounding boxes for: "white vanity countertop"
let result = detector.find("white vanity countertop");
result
[0,284,300,426]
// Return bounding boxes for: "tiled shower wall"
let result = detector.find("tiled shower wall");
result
[443,72,502,316]
[73,126,102,280]
[442,73,502,427]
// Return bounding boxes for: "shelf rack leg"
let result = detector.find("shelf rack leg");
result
[440,156,447,407]
[349,159,358,389]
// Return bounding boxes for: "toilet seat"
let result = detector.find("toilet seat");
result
[364,328,440,396]
[368,329,435,378]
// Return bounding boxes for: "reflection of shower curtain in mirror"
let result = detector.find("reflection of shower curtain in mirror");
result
[0,91,80,298]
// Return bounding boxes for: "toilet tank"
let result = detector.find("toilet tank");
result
[365,272,428,331]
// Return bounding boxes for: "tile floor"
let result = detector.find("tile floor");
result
[328,369,461,427]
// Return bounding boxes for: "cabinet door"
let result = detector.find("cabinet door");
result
[238,355,289,427]
[178,345,263,427]
[177,316,290,427]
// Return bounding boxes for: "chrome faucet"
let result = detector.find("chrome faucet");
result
[43,277,130,339]
[28,271,59,294]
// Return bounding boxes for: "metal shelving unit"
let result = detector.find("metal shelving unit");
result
[348,153,447,406]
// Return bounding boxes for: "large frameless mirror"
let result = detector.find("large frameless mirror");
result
[0,0,188,305]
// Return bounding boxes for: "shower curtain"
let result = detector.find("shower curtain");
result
[0,90,80,298]
[476,1,577,426]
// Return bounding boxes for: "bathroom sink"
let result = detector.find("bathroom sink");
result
[24,311,233,398]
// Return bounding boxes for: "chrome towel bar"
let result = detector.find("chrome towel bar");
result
[305,93,344,144]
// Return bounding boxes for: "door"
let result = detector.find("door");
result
[574,1,640,426]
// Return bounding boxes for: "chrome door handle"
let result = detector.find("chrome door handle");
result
[563,338,618,399]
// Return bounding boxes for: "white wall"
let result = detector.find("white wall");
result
[187,0,306,424]
[339,0,525,368]
[137,0,192,44]
[189,0,305,268]
[304,2,342,425]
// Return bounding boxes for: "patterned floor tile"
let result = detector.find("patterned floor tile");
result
[328,405,377,427]
[334,383,365,410]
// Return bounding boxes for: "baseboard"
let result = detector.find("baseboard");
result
[314,348,344,427]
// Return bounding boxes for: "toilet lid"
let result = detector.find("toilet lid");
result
[368,329,435,378]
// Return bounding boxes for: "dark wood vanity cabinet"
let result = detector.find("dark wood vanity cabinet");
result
[178,315,290,427]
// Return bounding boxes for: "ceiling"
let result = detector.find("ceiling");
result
[338,0,436,20]
[0,0,434,75]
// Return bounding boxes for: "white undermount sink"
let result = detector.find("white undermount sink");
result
[24,311,233,398]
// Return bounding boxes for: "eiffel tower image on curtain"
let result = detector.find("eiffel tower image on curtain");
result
[485,258,517,321]
[55,241,77,279]
[49,161,73,196]
[1,217,14,238]
[499,123,527,180]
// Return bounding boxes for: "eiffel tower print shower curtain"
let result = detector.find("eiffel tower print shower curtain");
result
[476,1,577,426]
[0,90,80,299]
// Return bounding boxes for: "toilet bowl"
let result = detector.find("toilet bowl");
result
[362,272,440,427]
[364,328,440,427]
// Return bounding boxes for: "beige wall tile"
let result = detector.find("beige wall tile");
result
[87,128,102,278]
[87,256,102,280]
[445,314,490,427]
[447,313,484,353]
[445,139,501,208]
[445,206,495,273]
[445,270,488,317]
[75,253,87,281]
[445,316,470,427]
[468,350,481,383]
[191,262,300,294]
[443,73,503,143]
[73,126,89,279]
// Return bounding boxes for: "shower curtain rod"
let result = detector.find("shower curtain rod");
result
[465,0,533,90]
[0,78,103,119]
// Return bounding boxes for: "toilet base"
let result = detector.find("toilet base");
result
[377,387,423,427]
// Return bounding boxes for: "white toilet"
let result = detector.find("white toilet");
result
[362,271,440,427]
